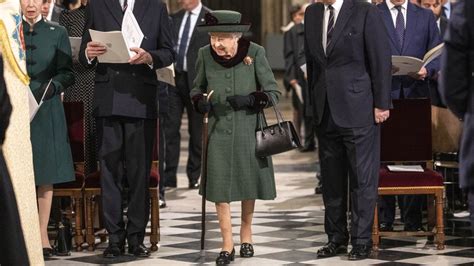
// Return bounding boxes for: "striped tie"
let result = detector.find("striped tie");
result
[326,5,335,50]
[122,0,128,13]
[395,5,405,51]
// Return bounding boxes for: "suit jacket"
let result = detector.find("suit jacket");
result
[171,5,211,88]
[441,0,474,188]
[0,56,11,145]
[304,0,392,128]
[79,0,175,119]
[378,2,442,99]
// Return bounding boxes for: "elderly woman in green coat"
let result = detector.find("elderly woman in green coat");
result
[190,10,280,265]
[21,0,75,258]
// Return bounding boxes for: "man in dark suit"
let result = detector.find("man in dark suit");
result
[164,0,210,189]
[0,56,29,266]
[304,0,391,260]
[79,0,175,258]
[441,0,474,231]
[377,0,441,232]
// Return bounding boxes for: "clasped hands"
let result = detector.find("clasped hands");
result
[86,41,152,65]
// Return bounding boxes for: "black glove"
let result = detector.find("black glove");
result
[192,94,211,114]
[226,92,269,111]
[226,95,254,111]
[34,81,56,102]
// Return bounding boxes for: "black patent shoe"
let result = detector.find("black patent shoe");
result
[43,247,56,259]
[317,242,347,258]
[379,223,394,232]
[103,243,123,258]
[240,243,254,257]
[216,248,235,265]
[348,245,372,260]
[128,244,150,257]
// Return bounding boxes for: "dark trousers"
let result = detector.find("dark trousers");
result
[467,189,474,233]
[163,71,203,185]
[96,116,156,246]
[316,104,380,246]
[159,117,165,199]
[378,195,422,228]
[0,151,29,265]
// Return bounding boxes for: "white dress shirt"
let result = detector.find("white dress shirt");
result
[386,0,407,29]
[322,0,343,54]
[177,2,202,71]
[443,1,451,19]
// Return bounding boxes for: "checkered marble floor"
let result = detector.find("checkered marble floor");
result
[45,89,474,265]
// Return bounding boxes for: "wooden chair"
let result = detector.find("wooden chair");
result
[52,101,86,251]
[372,98,445,251]
[84,121,161,251]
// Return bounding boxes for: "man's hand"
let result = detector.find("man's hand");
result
[289,79,298,87]
[129,47,153,65]
[86,41,107,59]
[408,67,428,80]
[374,108,390,124]
[392,65,400,75]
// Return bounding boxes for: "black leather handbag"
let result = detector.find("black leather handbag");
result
[255,98,301,157]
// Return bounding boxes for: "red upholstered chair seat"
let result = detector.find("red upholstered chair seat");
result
[84,169,160,188]
[379,167,443,188]
[53,172,85,189]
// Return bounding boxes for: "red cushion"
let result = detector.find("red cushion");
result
[53,172,85,189]
[379,166,443,187]
[84,171,101,188]
[84,170,160,188]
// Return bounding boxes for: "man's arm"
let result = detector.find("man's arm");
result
[441,0,469,119]
[79,3,97,68]
[283,30,297,91]
[425,11,443,78]
[364,5,392,111]
[147,3,176,70]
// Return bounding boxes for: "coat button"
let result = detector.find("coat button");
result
[116,71,120,75]
[225,73,231,79]
[225,87,232,93]
[226,129,232,134]
[132,72,136,77]
[226,115,232,121]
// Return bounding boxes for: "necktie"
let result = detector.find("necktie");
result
[176,12,191,72]
[326,5,335,51]
[441,6,448,19]
[395,6,405,51]
[122,0,128,13]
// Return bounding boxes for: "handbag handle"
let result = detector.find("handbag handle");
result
[257,95,286,134]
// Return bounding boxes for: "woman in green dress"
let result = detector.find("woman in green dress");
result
[21,0,75,258]
[190,10,280,265]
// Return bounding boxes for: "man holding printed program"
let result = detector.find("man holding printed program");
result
[79,0,175,258]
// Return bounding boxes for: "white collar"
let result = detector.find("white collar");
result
[188,2,202,16]
[386,0,408,10]
[23,15,42,26]
[325,0,344,11]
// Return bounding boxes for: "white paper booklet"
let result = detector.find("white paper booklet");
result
[68,37,82,59]
[156,64,175,86]
[29,79,53,122]
[392,43,444,76]
[387,165,424,172]
[89,10,144,63]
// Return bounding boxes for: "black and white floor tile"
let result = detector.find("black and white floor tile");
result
[46,91,474,265]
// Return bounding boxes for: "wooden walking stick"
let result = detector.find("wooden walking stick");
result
[200,90,214,257]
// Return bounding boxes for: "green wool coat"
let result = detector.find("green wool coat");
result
[23,19,75,185]
[191,42,280,203]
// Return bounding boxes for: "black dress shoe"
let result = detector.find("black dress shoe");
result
[314,184,323,194]
[317,242,347,258]
[43,247,56,258]
[240,243,254,257]
[159,199,167,208]
[300,146,316,152]
[379,223,393,232]
[216,248,235,265]
[103,243,123,258]
[188,180,199,189]
[348,245,372,260]
[404,225,425,232]
[128,244,150,257]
